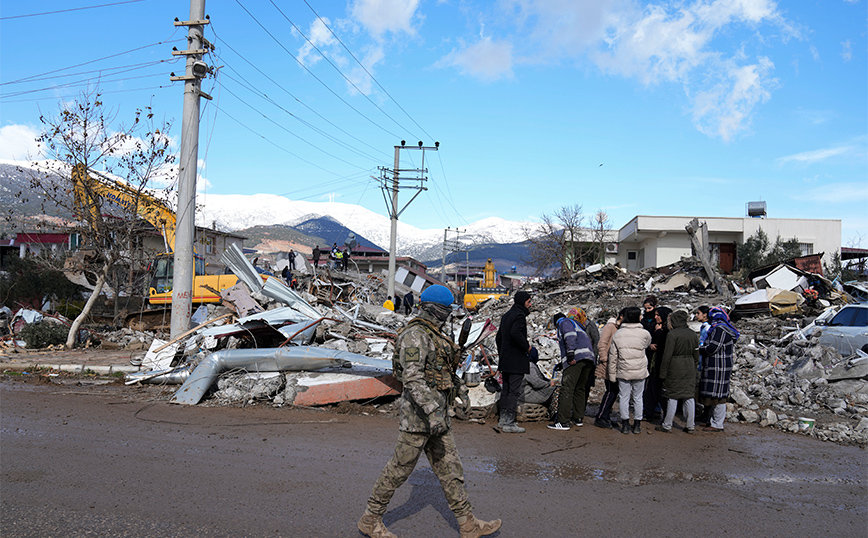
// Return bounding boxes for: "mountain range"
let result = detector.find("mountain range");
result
[0,161,537,271]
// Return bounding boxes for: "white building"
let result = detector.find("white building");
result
[612,215,841,273]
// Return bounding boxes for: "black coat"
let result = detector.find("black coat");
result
[495,303,531,374]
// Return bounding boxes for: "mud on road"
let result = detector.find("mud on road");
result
[1,376,865,538]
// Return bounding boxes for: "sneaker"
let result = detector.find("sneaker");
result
[572,420,584,427]
[683,427,695,434]
[547,422,571,431]
[654,425,672,433]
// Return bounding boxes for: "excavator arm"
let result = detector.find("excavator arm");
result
[71,163,177,252]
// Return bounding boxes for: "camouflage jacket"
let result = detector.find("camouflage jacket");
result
[394,310,460,433]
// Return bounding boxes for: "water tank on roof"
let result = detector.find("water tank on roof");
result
[746,201,767,218]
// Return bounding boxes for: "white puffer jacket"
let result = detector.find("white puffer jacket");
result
[607,323,652,381]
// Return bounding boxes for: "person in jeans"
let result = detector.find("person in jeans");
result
[495,291,535,434]
[608,306,652,434]
[548,312,596,431]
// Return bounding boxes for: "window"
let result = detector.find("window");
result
[799,243,813,256]
[203,236,214,254]
[830,308,856,327]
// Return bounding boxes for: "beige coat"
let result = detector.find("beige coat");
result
[594,318,618,379]
[607,322,652,382]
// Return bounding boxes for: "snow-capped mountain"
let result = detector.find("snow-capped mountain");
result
[196,192,532,258]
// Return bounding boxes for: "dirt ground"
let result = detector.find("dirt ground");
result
[1,374,866,538]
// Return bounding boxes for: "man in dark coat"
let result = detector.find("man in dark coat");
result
[495,290,535,434]
[312,246,321,270]
[402,292,414,315]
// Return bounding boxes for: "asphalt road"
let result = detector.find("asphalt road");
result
[1,377,865,538]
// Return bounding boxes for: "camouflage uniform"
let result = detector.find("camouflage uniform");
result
[365,309,472,519]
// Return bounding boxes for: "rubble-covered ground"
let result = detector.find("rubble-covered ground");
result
[3,257,867,447]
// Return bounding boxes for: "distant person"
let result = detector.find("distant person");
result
[288,249,296,271]
[568,307,599,413]
[335,249,343,270]
[281,265,290,283]
[253,256,259,268]
[312,245,321,269]
[699,307,739,433]
[645,306,672,422]
[342,247,350,271]
[640,295,658,334]
[608,306,652,435]
[402,292,414,315]
[383,296,395,311]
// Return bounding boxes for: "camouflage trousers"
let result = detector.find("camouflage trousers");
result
[366,430,472,518]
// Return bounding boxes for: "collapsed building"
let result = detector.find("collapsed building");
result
[3,241,867,447]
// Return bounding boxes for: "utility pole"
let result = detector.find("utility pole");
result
[169,0,212,338]
[379,140,438,298]
[441,227,462,282]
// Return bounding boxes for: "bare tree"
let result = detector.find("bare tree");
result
[12,90,175,347]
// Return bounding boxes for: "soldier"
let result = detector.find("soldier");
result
[358,285,502,538]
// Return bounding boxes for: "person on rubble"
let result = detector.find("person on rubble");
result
[608,306,652,434]
[358,285,502,538]
[656,309,700,433]
[548,312,595,431]
[698,307,739,433]
[402,292,414,315]
[312,245,321,270]
[342,247,350,271]
[383,296,395,311]
[495,290,536,434]
[594,308,625,429]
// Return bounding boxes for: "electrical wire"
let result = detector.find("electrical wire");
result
[1,59,175,85]
[1,37,182,85]
[267,0,418,141]
[0,0,150,20]
[300,0,436,144]
[0,85,170,104]
[232,0,404,141]
[209,27,390,161]
[0,63,179,99]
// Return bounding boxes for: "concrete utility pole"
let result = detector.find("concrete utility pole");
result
[441,227,462,282]
[169,0,211,338]
[380,141,438,298]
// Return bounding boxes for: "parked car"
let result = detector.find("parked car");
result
[815,304,868,357]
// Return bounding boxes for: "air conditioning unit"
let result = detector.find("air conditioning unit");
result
[605,243,619,254]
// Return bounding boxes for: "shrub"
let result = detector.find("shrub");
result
[19,321,69,348]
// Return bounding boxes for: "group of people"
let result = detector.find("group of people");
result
[495,292,739,436]
[358,287,738,538]
[382,292,415,315]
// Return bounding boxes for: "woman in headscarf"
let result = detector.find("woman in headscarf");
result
[699,307,740,432]
[644,306,671,422]
[656,309,700,433]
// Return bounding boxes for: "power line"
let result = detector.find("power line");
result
[0,61,180,99]
[210,28,391,161]
[267,0,418,141]
[0,85,169,104]
[1,37,183,85]
[0,0,150,20]
[1,59,174,86]
[300,0,435,144]
[232,0,404,140]
[216,79,371,171]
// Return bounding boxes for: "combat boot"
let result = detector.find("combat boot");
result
[358,510,397,538]
[457,513,502,538]
[500,411,525,433]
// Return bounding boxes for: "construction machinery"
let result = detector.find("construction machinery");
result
[462,258,509,310]
[71,165,246,327]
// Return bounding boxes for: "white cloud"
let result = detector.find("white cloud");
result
[297,16,339,67]
[437,31,514,81]
[449,1,796,140]
[351,0,420,38]
[0,124,42,160]
[809,44,820,61]
[691,56,777,141]
[793,182,868,203]
[841,40,853,62]
[777,145,854,165]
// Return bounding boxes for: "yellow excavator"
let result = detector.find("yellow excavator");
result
[71,164,241,317]
[462,258,509,310]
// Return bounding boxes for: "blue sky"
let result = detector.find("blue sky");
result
[1,0,866,245]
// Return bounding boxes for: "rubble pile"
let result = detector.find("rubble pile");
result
[4,248,866,446]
